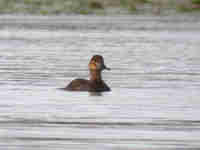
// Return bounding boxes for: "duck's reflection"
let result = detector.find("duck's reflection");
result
[89,92,102,96]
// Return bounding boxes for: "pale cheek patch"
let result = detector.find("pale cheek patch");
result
[89,63,97,70]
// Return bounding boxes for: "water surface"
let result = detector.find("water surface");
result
[0,14,200,150]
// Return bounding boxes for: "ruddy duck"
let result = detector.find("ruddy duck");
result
[64,55,111,92]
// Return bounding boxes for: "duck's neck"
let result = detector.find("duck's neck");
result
[89,69,102,82]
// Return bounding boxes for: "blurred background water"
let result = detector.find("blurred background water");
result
[0,14,200,150]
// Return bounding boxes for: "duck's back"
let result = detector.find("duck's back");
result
[65,79,90,91]
[65,78,110,92]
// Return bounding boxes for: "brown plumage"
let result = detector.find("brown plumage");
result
[64,55,111,92]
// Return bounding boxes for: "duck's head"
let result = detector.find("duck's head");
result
[89,55,110,71]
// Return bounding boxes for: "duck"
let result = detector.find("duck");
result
[64,55,111,92]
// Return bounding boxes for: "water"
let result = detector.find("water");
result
[0,14,200,150]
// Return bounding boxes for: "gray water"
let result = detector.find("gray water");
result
[0,14,200,150]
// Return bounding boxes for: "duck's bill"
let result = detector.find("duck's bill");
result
[104,65,111,70]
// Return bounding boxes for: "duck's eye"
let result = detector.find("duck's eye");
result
[92,60,96,64]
